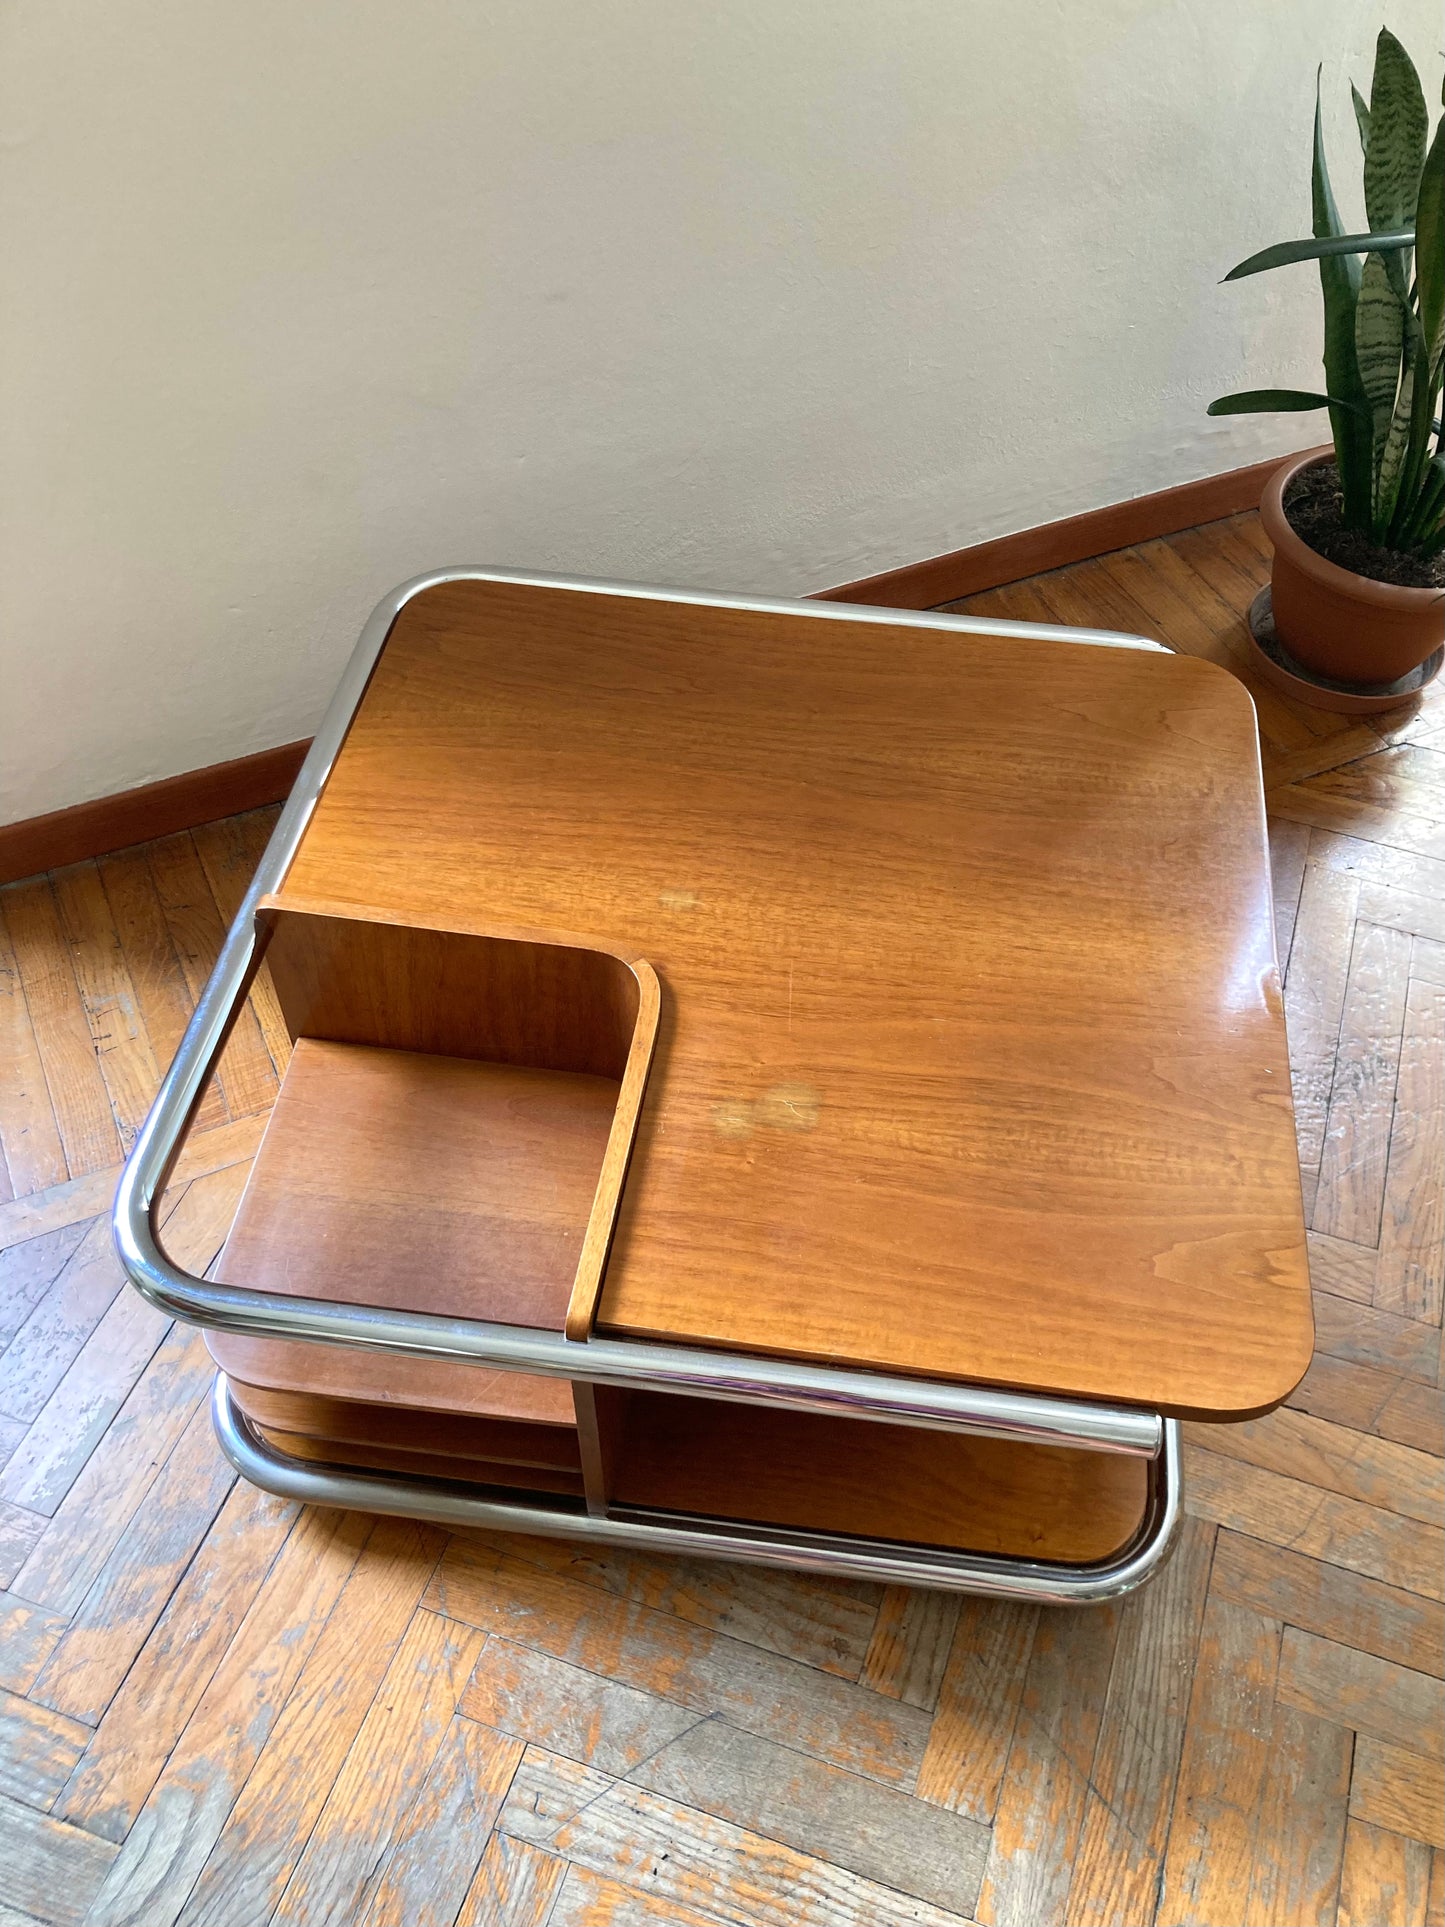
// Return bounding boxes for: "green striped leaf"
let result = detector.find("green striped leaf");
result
[1376,351,1416,531]
[1416,114,1445,374]
[1313,77,1375,530]
[1207,389,1345,415]
[1352,82,1372,156]
[1222,229,1413,280]
[1364,29,1427,297]
[1385,310,1440,545]
[1354,252,1405,463]
[1396,453,1445,548]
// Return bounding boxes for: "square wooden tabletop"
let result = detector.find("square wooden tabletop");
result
[277,577,1313,1420]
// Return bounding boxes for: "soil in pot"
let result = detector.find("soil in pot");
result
[1284,463,1445,591]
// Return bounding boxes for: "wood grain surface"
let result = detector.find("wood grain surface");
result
[609,1391,1148,1563]
[276,576,1310,1419]
[208,1039,610,1437]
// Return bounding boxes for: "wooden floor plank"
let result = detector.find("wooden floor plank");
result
[0,897,67,1200]
[167,1515,444,1927]
[1277,1625,1444,1758]
[860,1587,959,1709]
[0,1685,90,1809]
[1210,1530,1444,1679]
[96,846,228,1135]
[1286,1350,1399,1432]
[1158,1595,1283,1927]
[189,812,291,1081]
[1065,1514,1215,1927]
[145,831,277,1120]
[0,1790,117,1926]
[270,1609,485,1926]
[1376,977,1445,1323]
[428,1538,928,1789]
[0,1112,262,1254]
[1350,1737,1445,1850]
[479,1531,879,1681]
[12,1322,220,1615]
[458,1635,703,1778]
[456,1833,569,1927]
[54,1478,294,1841]
[628,1708,989,1919]
[0,1593,68,1696]
[0,1215,126,1430]
[0,1272,172,1517]
[1284,856,1361,1185]
[461,1635,989,1916]
[355,1714,522,1927]
[915,1602,1039,1821]
[1377,1379,1445,1459]
[1312,1290,1441,1388]
[1338,1818,1435,1927]
[1314,922,1412,1244]
[48,860,163,1157]
[974,1601,1122,1926]
[0,878,123,1180]
[545,1860,727,1926]
[80,1507,371,1927]
[1185,1446,1445,1601]
[1244,1699,1351,1927]
[0,1221,88,1353]
[1308,1230,1379,1305]
[1183,1407,1444,1526]
[29,1398,235,1725]
[498,1746,974,1927]
[1269,817,1313,971]
[0,1507,45,1594]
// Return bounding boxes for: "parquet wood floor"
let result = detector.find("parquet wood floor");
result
[0,514,1439,1925]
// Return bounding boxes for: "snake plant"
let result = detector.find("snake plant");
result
[1210,30,1445,559]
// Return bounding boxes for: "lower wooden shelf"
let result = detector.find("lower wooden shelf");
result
[256,1427,588,1502]
[231,1380,1148,1565]
[223,1375,584,1475]
[601,1392,1147,1564]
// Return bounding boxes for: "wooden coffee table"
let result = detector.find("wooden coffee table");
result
[114,570,1312,1600]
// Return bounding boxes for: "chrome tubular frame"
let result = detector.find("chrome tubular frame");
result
[114,568,1182,1600]
[214,1377,1183,1606]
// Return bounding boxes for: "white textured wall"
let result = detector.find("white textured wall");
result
[1,0,1435,820]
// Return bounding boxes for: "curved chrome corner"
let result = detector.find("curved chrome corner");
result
[212,1377,1182,1605]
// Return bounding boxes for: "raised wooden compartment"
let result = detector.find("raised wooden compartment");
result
[201,895,659,1497]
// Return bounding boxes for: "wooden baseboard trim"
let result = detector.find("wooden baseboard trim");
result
[0,740,311,887]
[1,454,1288,883]
[819,453,1287,608]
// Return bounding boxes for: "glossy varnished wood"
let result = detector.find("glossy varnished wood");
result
[610,1392,1149,1564]
[0,519,1440,1927]
[209,897,660,1471]
[278,577,1310,1419]
[208,1040,590,1468]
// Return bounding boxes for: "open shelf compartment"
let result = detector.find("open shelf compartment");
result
[196,894,659,1506]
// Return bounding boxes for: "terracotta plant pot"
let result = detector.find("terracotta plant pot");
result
[1260,448,1445,686]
